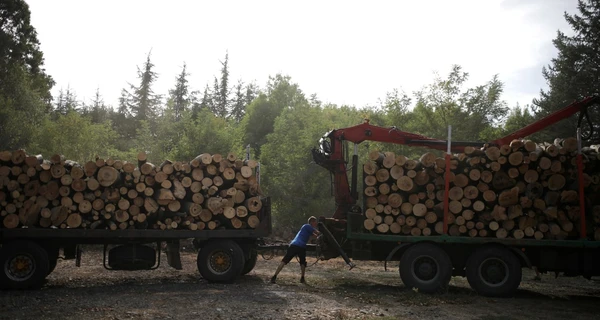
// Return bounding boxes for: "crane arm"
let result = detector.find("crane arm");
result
[492,95,600,146]
[324,120,477,152]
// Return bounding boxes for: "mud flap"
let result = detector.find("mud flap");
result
[165,241,183,270]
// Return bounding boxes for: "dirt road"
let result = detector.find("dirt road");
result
[1,249,599,320]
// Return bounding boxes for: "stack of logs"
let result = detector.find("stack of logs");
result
[0,150,263,231]
[362,137,600,241]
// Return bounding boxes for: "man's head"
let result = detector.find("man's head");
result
[308,216,317,227]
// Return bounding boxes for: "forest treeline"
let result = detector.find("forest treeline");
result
[1,0,599,228]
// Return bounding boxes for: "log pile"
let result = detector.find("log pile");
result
[362,138,600,241]
[0,150,263,231]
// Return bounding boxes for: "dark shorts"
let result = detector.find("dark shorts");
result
[282,245,307,266]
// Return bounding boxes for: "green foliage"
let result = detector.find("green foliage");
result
[212,52,230,118]
[81,88,111,124]
[240,74,307,157]
[52,86,80,118]
[266,74,307,109]
[0,64,49,150]
[261,104,331,227]
[133,120,159,162]
[126,51,162,122]
[168,109,236,161]
[406,65,508,142]
[168,63,190,122]
[503,105,536,135]
[109,89,136,153]
[30,112,118,162]
[533,0,600,141]
[239,94,278,157]
[0,0,54,103]
[0,0,54,150]
[380,88,412,127]
[261,100,365,227]
[191,85,212,120]
[230,80,246,123]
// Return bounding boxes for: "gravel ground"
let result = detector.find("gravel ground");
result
[1,248,599,320]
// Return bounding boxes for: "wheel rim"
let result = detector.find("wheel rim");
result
[478,257,509,287]
[411,255,439,283]
[208,250,232,275]
[5,253,36,282]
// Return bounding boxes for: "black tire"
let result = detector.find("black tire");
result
[399,243,452,294]
[0,241,49,289]
[466,246,522,297]
[241,249,258,275]
[47,259,57,276]
[197,240,245,283]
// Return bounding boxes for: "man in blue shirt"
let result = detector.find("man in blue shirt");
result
[270,216,320,284]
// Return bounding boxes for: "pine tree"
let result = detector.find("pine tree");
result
[53,86,79,117]
[192,85,212,120]
[88,87,109,123]
[64,86,79,113]
[127,51,162,121]
[245,81,259,106]
[111,89,135,143]
[230,80,246,122]
[207,52,231,118]
[217,52,230,117]
[532,0,600,141]
[53,89,65,116]
[118,89,131,118]
[168,63,190,121]
[211,77,221,116]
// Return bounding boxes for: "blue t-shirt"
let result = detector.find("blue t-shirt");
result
[290,224,316,248]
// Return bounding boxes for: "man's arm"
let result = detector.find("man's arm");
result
[312,225,320,236]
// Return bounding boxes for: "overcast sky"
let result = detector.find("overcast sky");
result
[26,0,578,110]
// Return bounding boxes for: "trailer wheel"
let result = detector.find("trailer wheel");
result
[399,243,452,293]
[466,246,522,297]
[241,249,258,275]
[0,241,49,289]
[197,240,245,283]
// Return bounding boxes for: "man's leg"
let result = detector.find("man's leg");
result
[271,262,286,283]
[299,248,307,283]
[272,246,295,283]
[300,265,306,283]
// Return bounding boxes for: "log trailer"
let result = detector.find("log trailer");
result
[0,157,272,289]
[313,95,600,297]
[0,203,271,289]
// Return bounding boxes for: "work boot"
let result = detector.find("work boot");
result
[300,276,305,284]
[270,276,277,284]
